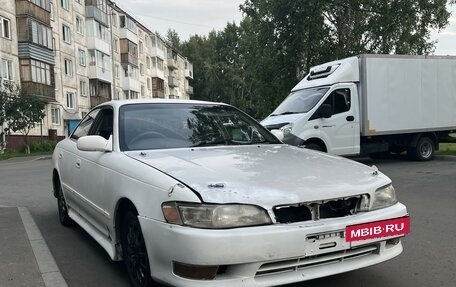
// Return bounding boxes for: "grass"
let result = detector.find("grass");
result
[437,143,456,156]
[0,150,52,160]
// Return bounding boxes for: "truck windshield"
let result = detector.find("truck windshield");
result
[271,87,329,116]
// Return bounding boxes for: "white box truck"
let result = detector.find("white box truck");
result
[261,54,456,160]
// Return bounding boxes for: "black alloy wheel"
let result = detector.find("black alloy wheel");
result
[121,211,154,287]
[57,183,73,227]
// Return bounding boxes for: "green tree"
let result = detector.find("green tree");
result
[166,29,182,50]
[4,87,46,154]
[181,0,450,118]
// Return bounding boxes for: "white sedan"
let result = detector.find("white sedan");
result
[52,100,409,287]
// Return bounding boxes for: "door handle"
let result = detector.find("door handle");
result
[346,116,354,122]
[75,159,81,168]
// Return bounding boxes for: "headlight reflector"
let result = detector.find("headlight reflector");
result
[371,184,397,210]
[280,123,293,135]
[162,202,272,229]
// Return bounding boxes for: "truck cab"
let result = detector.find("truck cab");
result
[262,57,361,156]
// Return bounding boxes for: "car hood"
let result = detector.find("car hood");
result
[261,113,303,127]
[125,145,390,208]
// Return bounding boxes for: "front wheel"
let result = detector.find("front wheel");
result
[121,210,155,287]
[57,183,73,227]
[408,136,435,161]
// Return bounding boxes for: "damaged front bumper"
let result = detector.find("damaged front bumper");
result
[139,202,408,287]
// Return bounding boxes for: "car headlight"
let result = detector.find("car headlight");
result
[371,184,398,210]
[280,123,293,135]
[162,202,272,229]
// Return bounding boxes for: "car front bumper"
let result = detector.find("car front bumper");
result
[139,202,407,287]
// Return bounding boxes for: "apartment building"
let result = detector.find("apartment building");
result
[0,0,193,148]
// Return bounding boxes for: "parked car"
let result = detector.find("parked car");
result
[52,100,409,287]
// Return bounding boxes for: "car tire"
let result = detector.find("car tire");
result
[57,183,74,227]
[305,142,324,151]
[121,210,155,287]
[408,136,435,161]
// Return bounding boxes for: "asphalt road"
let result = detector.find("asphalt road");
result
[0,155,455,287]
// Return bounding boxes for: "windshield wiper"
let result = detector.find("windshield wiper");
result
[270,111,301,116]
[191,140,228,147]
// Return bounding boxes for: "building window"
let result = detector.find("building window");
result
[20,59,52,85]
[128,91,139,99]
[1,59,14,81]
[115,64,119,78]
[66,92,75,109]
[30,0,51,11]
[51,107,61,125]
[60,0,69,10]
[146,56,150,69]
[81,111,87,118]
[113,38,118,52]
[62,25,71,43]
[76,16,84,35]
[139,41,143,54]
[146,77,151,90]
[157,58,164,71]
[75,0,82,4]
[140,63,144,76]
[31,20,53,49]
[111,13,117,27]
[64,59,73,76]
[0,16,11,39]
[140,85,145,98]
[80,80,87,97]
[50,2,54,20]
[78,49,86,66]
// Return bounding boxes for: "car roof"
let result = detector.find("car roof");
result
[98,99,228,109]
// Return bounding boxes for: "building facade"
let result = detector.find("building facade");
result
[0,0,193,149]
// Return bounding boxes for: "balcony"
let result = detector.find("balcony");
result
[121,53,138,67]
[167,58,178,70]
[185,69,193,79]
[21,82,55,102]
[150,47,165,59]
[86,37,111,56]
[120,28,138,44]
[88,65,112,83]
[152,90,165,98]
[151,68,164,80]
[90,96,110,108]
[15,0,50,24]
[168,76,179,87]
[122,77,140,92]
[85,6,109,27]
[186,85,194,95]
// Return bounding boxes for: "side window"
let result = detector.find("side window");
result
[90,109,114,140]
[71,109,100,140]
[333,89,351,115]
[309,88,351,120]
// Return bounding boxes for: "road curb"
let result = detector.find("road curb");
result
[18,207,68,287]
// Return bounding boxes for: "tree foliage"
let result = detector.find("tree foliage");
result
[1,83,46,153]
[179,0,449,118]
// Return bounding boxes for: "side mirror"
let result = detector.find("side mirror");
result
[320,104,332,119]
[270,129,284,141]
[77,135,112,152]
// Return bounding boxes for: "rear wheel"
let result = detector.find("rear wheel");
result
[121,210,154,287]
[305,142,324,151]
[56,181,73,227]
[408,136,435,161]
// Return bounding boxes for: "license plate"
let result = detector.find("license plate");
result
[345,216,410,242]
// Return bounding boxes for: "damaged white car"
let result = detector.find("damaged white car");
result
[52,100,409,287]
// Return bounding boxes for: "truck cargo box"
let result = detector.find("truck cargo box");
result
[360,55,456,136]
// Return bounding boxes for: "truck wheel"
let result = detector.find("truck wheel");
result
[305,142,323,151]
[408,136,435,161]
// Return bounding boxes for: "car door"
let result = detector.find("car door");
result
[59,108,100,212]
[74,107,114,237]
[319,86,357,155]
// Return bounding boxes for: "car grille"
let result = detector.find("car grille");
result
[255,244,379,277]
[273,196,363,223]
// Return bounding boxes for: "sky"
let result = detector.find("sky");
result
[119,0,456,56]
